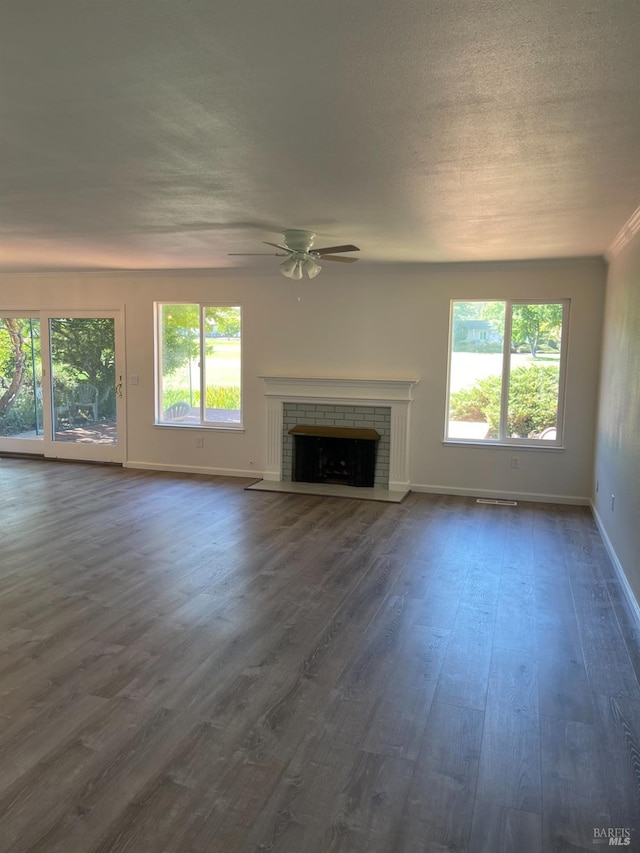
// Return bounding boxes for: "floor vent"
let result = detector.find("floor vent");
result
[476,498,518,506]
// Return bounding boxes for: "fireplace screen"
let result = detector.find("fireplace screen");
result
[290,425,380,488]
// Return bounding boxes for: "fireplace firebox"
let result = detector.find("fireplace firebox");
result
[290,424,380,488]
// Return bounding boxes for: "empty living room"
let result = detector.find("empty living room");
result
[1,2,640,851]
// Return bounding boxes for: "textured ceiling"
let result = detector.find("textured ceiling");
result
[0,0,639,271]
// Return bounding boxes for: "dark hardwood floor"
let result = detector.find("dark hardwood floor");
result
[0,458,639,852]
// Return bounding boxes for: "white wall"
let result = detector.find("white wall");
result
[0,256,605,501]
[594,234,640,597]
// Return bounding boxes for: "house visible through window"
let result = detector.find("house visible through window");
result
[156,304,242,428]
[446,300,569,444]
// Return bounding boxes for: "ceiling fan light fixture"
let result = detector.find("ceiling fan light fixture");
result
[279,256,299,278]
[280,256,309,280]
[305,257,322,279]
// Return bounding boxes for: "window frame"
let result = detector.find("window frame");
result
[155,302,243,430]
[445,298,570,448]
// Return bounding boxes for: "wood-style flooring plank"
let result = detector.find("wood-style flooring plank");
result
[494,570,537,654]
[432,602,495,711]
[468,803,542,853]
[395,701,483,852]
[361,619,449,760]
[540,714,610,851]
[536,606,594,725]
[592,693,640,828]
[475,645,541,812]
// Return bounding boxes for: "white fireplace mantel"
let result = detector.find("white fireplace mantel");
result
[259,376,419,492]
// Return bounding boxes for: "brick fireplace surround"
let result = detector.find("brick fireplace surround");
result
[259,377,419,494]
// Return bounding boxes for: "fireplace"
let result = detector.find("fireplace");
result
[290,425,379,487]
[283,404,389,486]
[259,376,419,494]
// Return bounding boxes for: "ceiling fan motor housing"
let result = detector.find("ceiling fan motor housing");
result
[283,229,316,253]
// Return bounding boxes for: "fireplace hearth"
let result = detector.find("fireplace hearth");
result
[290,424,380,488]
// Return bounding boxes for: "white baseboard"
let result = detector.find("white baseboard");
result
[409,483,590,505]
[126,461,261,479]
[125,466,591,505]
[591,502,640,628]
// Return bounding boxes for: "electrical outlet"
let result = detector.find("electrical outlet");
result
[129,374,139,385]
[196,436,204,449]
[611,494,615,511]
[510,456,519,469]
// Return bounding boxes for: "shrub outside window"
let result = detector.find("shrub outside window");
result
[446,300,569,445]
[156,303,242,428]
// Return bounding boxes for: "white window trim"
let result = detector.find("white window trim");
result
[154,302,243,430]
[445,298,570,447]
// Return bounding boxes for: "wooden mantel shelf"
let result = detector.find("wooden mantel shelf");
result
[259,375,419,402]
[289,424,380,441]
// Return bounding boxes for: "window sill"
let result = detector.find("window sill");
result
[155,422,245,433]
[443,439,565,451]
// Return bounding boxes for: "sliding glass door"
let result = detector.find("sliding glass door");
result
[0,311,125,463]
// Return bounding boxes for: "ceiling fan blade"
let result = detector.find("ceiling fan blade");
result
[321,254,359,263]
[263,241,291,252]
[228,252,286,256]
[313,244,360,255]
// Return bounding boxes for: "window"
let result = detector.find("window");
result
[156,304,242,428]
[446,300,569,445]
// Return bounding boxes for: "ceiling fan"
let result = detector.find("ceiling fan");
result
[229,229,360,279]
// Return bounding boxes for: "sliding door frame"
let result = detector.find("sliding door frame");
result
[0,308,126,464]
